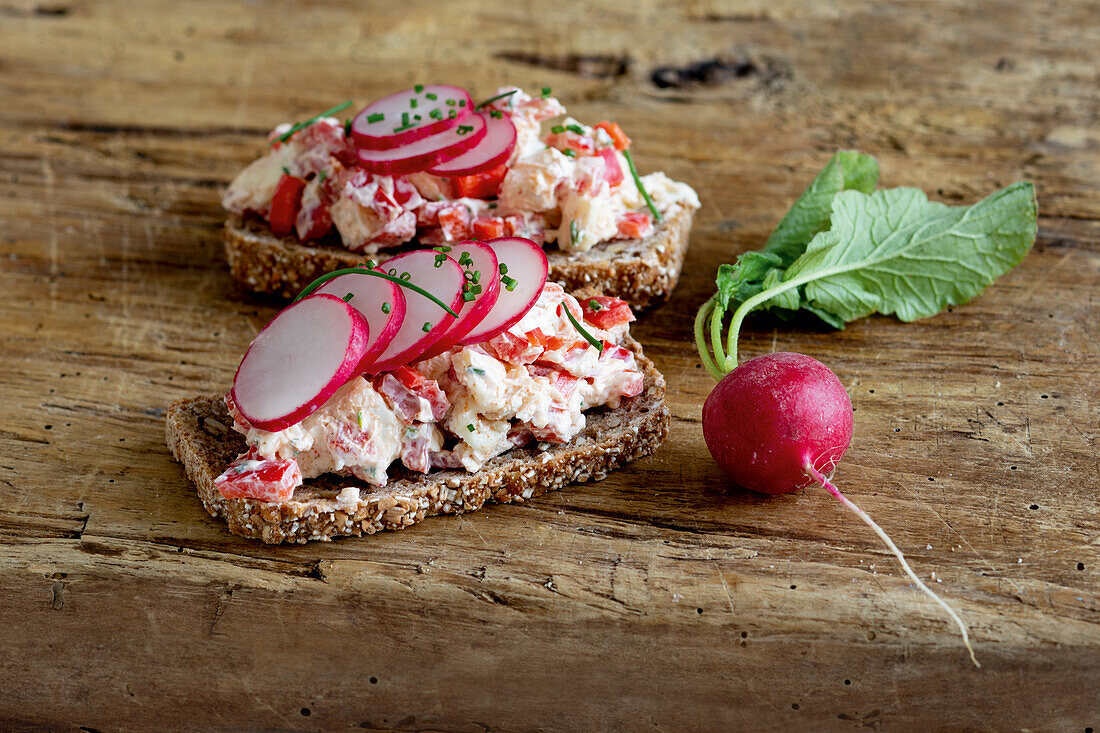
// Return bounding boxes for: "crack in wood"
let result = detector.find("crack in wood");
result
[494,51,630,79]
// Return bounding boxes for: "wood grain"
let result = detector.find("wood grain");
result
[1,0,1097,730]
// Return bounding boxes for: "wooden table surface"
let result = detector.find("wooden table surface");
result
[2,1,1098,730]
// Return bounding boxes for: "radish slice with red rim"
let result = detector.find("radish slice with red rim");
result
[419,241,501,358]
[366,250,466,373]
[230,294,371,432]
[351,85,474,151]
[428,111,517,176]
[315,273,406,372]
[460,237,548,345]
[356,114,486,176]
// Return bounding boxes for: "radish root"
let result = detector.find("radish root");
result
[805,465,981,668]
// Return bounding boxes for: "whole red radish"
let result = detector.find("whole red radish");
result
[703,352,852,495]
[702,351,979,667]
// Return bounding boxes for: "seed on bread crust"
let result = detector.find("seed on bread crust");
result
[223,206,694,310]
[166,336,669,544]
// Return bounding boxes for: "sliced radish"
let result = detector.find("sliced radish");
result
[428,111,517,176]
[356,114,486,176]
[419,241,501,359]
[366,250,466,373]
[351,85,474,151]
[460,237,548,345]
[315,272,406,372]
[230,294,370,432]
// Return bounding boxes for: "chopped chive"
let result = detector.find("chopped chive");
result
[367,112,384,123]
[422,321,432,333]
[414,114,421,121]
[588,299,603,311]
[566,124,585,135]
[344,118,352,136]
[457,125,473,134]
[466,423,475,432]
[294,268,459,317]
[622,149,662,222]
[410,98,418,109]
[498,263,508,275]
[448,109,457,119]
[463,292,476,302]
[551,125,565,134]
[399,271,411,281]
[458,100,466,107]
[357,410,365,429]
[562,303,603,352]
[434,245,453,253]
[434,253,446,266]
[271,100,353,145]
[446,99,456,106]
[569,219,579,244]
[458,251,473,266]
[475,89,518,109]
[501,275,518,291]
[426,92,437,100]
[490,110,503,119]
[471,269,481,284]
[381,302,391,314]
[562,149,576,158]
[343,292,354,302]
[541,86,551,97]
[365,259,377,268]
[281,166,291,176]
[430,108,443,120]
[414,84,424,93]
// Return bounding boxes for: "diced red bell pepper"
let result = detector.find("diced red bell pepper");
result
[546,130,595,157]
[437,205,472,241]
[597,148,624,187]
[269,174,306,237]
[214,450,302,502]
[486,329,544,364]
[471,216,506,240]
[388,366,449,420]
[526,362,580,397]
[616,212,653,240]
[582,296,636,330]
[452,164,508,199]
[594,121,631,151]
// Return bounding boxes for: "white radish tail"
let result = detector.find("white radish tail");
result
[805,465,981,668]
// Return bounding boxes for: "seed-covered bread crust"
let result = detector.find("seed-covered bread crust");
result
[223,205,693,310]
[166,337,669,544]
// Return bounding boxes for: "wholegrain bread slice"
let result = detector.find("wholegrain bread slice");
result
[166,336,669,544]
[224,204,694,310]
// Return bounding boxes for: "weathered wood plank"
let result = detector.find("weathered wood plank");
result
[1,0,1097,729]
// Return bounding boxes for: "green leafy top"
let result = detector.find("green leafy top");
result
[696,152,1038,379]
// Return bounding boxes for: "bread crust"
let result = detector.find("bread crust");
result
[223,205,694,309]
[166,336,669,544]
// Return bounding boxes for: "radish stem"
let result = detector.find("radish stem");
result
[805,465,980,668]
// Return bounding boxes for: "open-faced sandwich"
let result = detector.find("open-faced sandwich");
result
[222,85,699,309]
[167,236,669,543]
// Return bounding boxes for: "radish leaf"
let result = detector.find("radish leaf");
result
[786,182,1037,322]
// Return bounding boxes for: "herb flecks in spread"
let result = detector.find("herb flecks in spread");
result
[695,151,1038,378]
[215,284,643,502]
[222,86,699,254]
